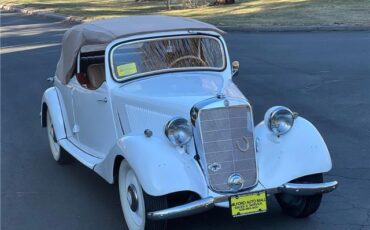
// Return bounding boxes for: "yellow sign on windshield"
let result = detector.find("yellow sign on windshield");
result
[117,63,137,78]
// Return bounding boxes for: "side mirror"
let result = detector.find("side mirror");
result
[232,61,240,78]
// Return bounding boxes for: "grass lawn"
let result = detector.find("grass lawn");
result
[2,0,370,27]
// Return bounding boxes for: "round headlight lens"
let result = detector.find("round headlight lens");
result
[164,118,193,146]
[265,106,295,135]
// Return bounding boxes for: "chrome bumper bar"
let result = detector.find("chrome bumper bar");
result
[147,181,338,220]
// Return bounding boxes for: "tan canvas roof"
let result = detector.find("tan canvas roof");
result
[55,15,225,84]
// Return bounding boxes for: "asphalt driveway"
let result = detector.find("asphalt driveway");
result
[1,11,370,230]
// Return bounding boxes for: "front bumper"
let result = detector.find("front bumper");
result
[147,181,338,220]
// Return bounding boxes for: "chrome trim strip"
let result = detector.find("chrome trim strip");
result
[147,181,338,220]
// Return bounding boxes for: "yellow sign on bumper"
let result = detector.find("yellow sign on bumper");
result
[230,191,267,217]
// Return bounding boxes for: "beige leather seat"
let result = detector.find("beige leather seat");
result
[87,64,105,89]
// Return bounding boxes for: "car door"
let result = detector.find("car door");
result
[72,82,117,159]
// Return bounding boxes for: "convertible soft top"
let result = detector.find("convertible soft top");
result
[56,15,225,84]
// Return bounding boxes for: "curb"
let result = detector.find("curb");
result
[1,4,85,23]
[2,4,370,32]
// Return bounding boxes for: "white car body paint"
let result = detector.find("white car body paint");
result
[41,30,333,202]
[41,87,66,141]
[255,117,332,189]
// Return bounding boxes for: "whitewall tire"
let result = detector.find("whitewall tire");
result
[46,111,72,164]
[118,160,167,230]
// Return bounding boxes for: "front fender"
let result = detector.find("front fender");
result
[94,135,208,197]
[40,87,66,141]
[255,117,332,189]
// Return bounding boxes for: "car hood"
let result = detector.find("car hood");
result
[112,72,245,134]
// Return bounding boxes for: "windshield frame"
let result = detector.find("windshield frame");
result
[109,34,227,82]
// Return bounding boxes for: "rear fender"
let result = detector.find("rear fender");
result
[40,87,66,141]
[255,117,332,188]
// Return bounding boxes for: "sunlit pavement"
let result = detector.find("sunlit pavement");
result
[1,11,370,230]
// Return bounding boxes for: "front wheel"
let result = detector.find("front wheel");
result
[275,173,323,218]
[118,160,167,230]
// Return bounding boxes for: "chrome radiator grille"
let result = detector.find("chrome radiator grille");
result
[197,105,257,192]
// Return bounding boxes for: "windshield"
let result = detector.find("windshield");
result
[110,35,225,81]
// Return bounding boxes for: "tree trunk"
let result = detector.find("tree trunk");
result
[215,0,235,4]
[167,0,171,10]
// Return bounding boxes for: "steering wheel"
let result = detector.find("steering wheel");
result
[170,55,207,67]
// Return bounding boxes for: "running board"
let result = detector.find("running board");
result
[59,139,102,169]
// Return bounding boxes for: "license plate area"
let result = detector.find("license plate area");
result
[229,191,267,217]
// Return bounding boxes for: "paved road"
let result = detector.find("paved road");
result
[1,11,370,230]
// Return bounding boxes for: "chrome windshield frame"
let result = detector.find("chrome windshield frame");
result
[109,34,227,83]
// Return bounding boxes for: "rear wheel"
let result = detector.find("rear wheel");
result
[275,173,323,218]
[118,160,167,230]
[46,111,72,164]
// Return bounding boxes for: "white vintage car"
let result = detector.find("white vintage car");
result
[41,16,338,230]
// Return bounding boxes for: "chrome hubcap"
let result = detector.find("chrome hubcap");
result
[127,184,139,212]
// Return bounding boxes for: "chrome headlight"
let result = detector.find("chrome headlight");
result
[264,106,296,135]
[164,117,193,146]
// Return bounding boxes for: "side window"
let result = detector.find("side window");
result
[77,51,106,90]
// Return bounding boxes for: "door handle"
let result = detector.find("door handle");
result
[97,97,108,103]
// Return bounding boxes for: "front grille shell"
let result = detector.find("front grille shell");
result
[192,98,258,193]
